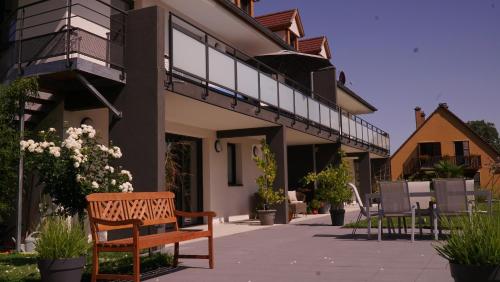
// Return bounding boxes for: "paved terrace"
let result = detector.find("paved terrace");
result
[148,210,452,282]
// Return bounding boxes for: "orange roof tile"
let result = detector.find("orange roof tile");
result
[255,9,297,30]
[299,36,331,59]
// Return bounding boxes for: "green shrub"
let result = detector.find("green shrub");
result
[35,217,90,259]
[434,215,500,266]
[253,139,285,209]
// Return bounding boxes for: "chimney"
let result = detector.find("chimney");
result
[415,107,426,129]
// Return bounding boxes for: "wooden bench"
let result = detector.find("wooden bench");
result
[86,192,216,282]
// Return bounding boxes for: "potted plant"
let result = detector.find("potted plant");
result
[303,151,352,226]
[35,217,90,282]
[310,199,321,214]
[434,214,500,282]
[253,139,285,225]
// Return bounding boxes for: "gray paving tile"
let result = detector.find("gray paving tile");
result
[148,211,452,282]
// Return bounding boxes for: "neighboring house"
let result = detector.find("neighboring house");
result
[391,103,500,190]
[0,0,390,225]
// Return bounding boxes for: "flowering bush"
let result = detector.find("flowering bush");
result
[21,125,133,217]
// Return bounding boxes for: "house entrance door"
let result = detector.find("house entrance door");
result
[165,134,203,226]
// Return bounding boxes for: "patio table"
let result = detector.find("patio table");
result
[365,190,493,240]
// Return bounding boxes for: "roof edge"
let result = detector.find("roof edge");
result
[215,0,293,51]
[337,83,378,112]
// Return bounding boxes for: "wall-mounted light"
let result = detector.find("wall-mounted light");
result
[252,144,261,158]
[214,139,223,153]
[80,117,95,127]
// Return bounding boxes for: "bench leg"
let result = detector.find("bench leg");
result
[208,235,214,269]
[133,248,140,282]
[174,242,179,267]
[91,247,99,282]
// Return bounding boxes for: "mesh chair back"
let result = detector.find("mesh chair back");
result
[379,181,411,214]
[465,179,475,204]
[433,179,467,213]
[408,181,431,209]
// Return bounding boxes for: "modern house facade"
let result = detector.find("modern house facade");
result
[391,103,500,190]
[1,0,390,225]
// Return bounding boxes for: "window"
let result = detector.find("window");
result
[454,141,470,165]
[227,143,241,186]
[240,0,252,15]
[418,142,441,157]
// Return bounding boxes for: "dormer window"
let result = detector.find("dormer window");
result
[255,9,305,48]
[236,0,254,17]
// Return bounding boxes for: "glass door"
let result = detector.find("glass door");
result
[165,134,203,227]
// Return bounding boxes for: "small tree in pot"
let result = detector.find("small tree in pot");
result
[35,217,90,282]
[434,214,500,282]
[253,139,285,225]
[303,152,351,226]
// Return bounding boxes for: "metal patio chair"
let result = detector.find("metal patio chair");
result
[348,183,378,235]
[378,181,416,242]
[408,181,432,236]
[432,178,472,240]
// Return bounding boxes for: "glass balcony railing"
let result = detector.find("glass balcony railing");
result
[166,14,390,152]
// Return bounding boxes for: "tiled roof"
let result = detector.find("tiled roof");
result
[299,36,331,59]
[299,37,324,54]
[255,9,297,30]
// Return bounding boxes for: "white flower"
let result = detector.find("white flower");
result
[119,182,133,193]
[105,165,114,173]
[20,140,29,151]
[49,128,56,132]
[111,179,116,185]
[49,147,61,157]
[34,147,44,153]
[120,170,132,181]
[91,181,99,189]
[28,143,38,152]
[98,144,108,152]
[74,162,80,168]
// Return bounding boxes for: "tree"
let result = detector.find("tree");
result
[0,78,38,229]
[467,120,500,152]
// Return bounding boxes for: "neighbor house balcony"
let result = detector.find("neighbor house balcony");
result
[403,155,482,176]
[165,14,390,153]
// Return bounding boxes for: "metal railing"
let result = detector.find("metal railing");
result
[0,0,129,79]
[403,155,482,176]
[166,14,390,152]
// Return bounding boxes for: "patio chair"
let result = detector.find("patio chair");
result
[408,181,432,236]
[378,181,416,242]
[348,183,378,235]
[432,178,472,240]
[288,190,307,218]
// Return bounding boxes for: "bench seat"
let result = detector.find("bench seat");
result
[86,192,216,282]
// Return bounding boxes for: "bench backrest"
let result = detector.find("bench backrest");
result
[86,192,177,231]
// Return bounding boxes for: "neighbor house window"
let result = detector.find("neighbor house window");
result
[240,0,251,15]
[227,143,242,186]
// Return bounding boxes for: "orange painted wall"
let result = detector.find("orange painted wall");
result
[391,108,500,192]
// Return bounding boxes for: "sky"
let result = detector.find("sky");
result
[255,0,500,152]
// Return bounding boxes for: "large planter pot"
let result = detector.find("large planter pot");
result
[257,210,276,225]
[329,209,345,226]
[449,262,500,282]
[319,203,331,214]
[38,256,85,282]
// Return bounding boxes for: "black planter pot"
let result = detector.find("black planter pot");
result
[329,209,345,226]
[449,263,500,282]
[257,210,276,225]
[318,203,331,214]
[38,256,85,282]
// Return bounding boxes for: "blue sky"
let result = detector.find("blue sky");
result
[255,0,500,152]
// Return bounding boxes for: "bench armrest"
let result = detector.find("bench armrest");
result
[175,210,216,218]
[90,217,144,226]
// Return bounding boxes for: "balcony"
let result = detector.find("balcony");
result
[0,0,128,81]
[166,14,390,153]
[403,155,482,176]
